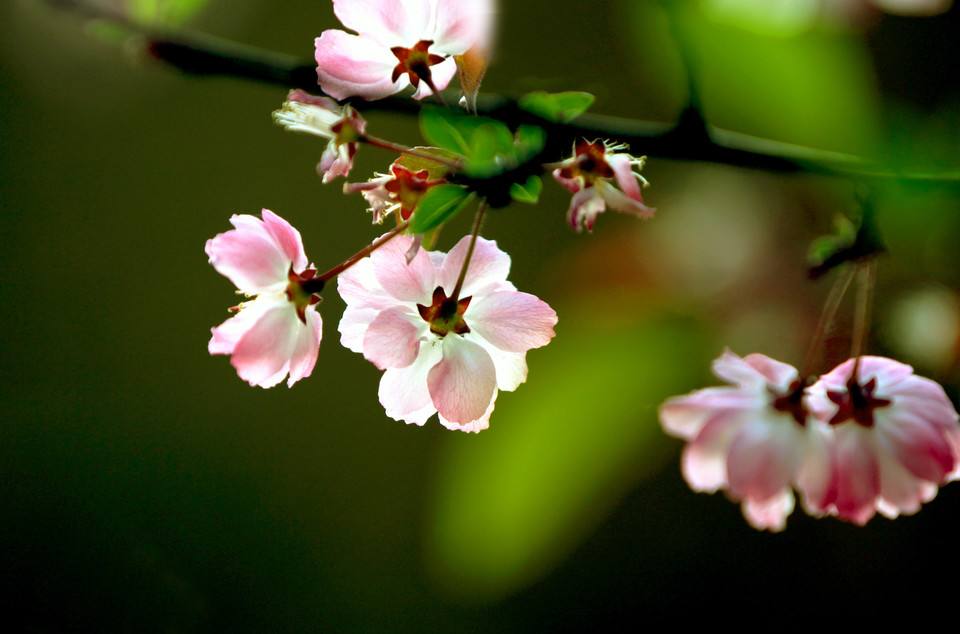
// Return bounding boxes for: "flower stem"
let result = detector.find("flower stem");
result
[317,221,410,282]
[450,201,488,302]
[800,265,857,380]
[850,259,878,379]
[362,135,462,170]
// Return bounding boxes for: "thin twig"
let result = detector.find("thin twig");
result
[801,265,858,380]
[317,221,410,282]
[450,201,488,302]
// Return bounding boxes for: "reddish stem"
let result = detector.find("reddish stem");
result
[317,221,410,282]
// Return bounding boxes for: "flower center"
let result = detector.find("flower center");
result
[417,286,471,337]
[390,40,446,89]
[769,379,809,426]
[385,165,443,220]
[558,141,615,185]
[285,267,324,323]
[827,376,892,428]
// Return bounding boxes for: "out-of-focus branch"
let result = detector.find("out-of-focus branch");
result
[46,0,960,185]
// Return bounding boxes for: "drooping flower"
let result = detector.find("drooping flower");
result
[315,0,494,101]
[273,90,367,183]
[206,210,324,388]
[344,162,444,224]
[806,356,960,524]
[552,140,655,232]
[337,233,557,432]
[659,351,834,531]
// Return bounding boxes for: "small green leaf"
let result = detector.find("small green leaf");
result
[420,106,487,155]
[518,91,596,123]
[394,147,462,180]
[510,176,543,204]
[465,122,517,178]
[410,185,474,234]
[514,125,547,162]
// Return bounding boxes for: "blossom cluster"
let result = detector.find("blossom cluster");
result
[661,351,960,530]
[201,0,959,532]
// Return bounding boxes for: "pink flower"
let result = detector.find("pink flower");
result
[807,356,960,525]
[552,140,655,232]
[659,351,834,531]
[206,210,324,388]
[337,233,557,432]
[315,0,494,101]
[344,162,444,224]
[273,90,366,183]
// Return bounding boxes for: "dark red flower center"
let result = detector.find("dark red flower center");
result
[417,287,471,337]
[286,267,324,324]
[391,40,446,88]
[827,376,892,428]
[558,141,615,184]
[770,379,809,426]
[385,164,444,220]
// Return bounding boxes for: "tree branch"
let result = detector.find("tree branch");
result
[48,0,960,185]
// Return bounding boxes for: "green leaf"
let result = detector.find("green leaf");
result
[518,91,596,123]
[420,106,490,155]
[410,185,474,234]
[394,147,462,180]
[425,306,711,600]
[509,176,543,204]
[514,125,547,162]
[130,0,209,26]
[465,122,517,178]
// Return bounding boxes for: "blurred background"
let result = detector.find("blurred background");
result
[2,0,959,630]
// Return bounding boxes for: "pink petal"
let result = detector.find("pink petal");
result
[208,295,279,356]
[470,333,528,391]
[431,0,494,54]
[370,233,436,303]
[876,411,955,483]
[337,256,394,311]
[317,143,354,183]
[832,426,880,525]
[552,168,582,194]
[379,342,443,426]
[438,236,511,298]
[438,392,498,433]
[608,154,643,201]
[261,209,308,272]
[338,306,380,354]
[315,31,401,101]
[681,411,747,492]
[363,307,423,370]
[660,387,761,439]
[286,308,323,387]
[726,418,800,502]
[711,349,769,389]
[875,445,937,518]
[597,181,655,219]
[466,291,557,353]
[332,0,420,44]
[230,302,306,388]
[412,57,458,100]
[743,354,799,391]
[795,423,837,516]
[428,335,497,424]
[206,213,292,295]
[567,187,606,232]
[741,490,795,532]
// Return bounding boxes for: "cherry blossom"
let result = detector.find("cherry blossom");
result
[206,210,324,388]
[337,233,557,432]
[807,356,960,524]
[273,90,367,183]
[315,0,494,101]
[344,162,444,223]
[659,351,834,531]
[552,141,655,232]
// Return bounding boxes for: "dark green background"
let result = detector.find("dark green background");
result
[3,0,960,630]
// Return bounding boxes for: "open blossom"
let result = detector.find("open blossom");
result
[807,356,960,525]
[337,233,557,432]
[659,351,834,531]
[273,90,366,183]
[206,210,324,388]
[315,0,494,101]
[552,141,655,232]
[344,162,444,224]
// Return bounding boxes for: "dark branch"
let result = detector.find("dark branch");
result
[48,0,960,185]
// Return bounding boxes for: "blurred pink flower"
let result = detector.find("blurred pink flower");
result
[337,233,557,432]
[807,356,960,524]
[659,351,834,531]
[315,0,494,101]
[206,210,324,388]
[552,141,655,232]
[273,90,367,183]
